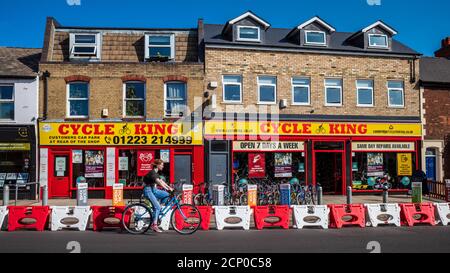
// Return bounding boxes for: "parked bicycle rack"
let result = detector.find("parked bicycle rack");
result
[213,206,252,230]
[400,203,436,227]
[328,204,366,229]
[92,206,129,231]
[254,205,291,230]
[50,206,92,231]
[0,206,8,230]
[7,206,50,232]
[292,205,329,229]
[434,203,450,226]
[365,204,401,227]
[197,206,213,230]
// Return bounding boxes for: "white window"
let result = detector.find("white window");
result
[305,30,326,45]
[123,82,146,118]
[258,76,277,104]
[368,34,388,48]
[0,85,14,120]
[388,81,404,107]
[67,82,89,118]
[69,33,101,59]
[237,26,260,42]
[356,80,374,107]
[292,77,310,105]
[222,75,242,103]
[145,34,175,60]
[165,82,187,117]
[325,78,343,106]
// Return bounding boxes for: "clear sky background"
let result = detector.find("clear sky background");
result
[0,0,449,56]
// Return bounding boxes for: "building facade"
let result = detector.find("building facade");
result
[38,18,205,199]
[202,12,422,195]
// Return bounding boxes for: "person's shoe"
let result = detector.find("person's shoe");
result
[151,224,163,233]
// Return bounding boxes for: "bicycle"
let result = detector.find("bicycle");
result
[121,190,202,235]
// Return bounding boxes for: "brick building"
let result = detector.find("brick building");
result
[420,38,450,181]
[202,12,422,195]
[38,18,205,199]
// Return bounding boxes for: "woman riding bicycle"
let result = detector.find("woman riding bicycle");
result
[143,159,174,233]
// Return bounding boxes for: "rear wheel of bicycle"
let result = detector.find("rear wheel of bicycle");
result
[122,204,152,235]
[170,204,202,235]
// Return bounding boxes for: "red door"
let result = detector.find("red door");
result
[50,152,71,198]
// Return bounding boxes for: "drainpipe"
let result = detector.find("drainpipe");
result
[42,70,50,120]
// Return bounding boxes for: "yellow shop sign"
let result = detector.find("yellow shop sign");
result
[39,122,203,146]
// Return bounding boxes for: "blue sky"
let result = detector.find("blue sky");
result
[0,0,449,56]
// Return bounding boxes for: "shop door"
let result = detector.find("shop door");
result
[426,157,436,181]
[174,154,192,192]
[51,152,71,198]
[314,152,344,194]
[209,154,228,185]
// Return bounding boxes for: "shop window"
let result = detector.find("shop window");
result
[124,82,146,117]
[0,151,31,188]
[67,82,89,118]
[165,82,187,117]
[72,150,105,188]
[314,141,344,150]
[0,85,14,120]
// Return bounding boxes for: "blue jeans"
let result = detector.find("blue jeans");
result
[143,186,170,225]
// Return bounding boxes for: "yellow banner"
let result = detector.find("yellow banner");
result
[205,121,422,137]
[397,153,413,176]
[0,143,31,151]
[39,122,203,146]
[352,142,415,152]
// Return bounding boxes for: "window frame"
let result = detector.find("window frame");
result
[257,76,277,105]
[164,81,187,117]
[387,80,405,108]
[236,26,261,42]
[291,77,311,106]
[368,34,389,49]
[123,81,146,118]
[356,79,374,107]
[0,84,15,121]
[66,82,90,119]
[304,30,327,46]
[324,78,343,107]
[69,33,101,59]
[145,34,175,60]
[222,75,243,104]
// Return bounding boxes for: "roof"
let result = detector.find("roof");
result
[420,57,450,85]
[295,16,335,32]
[227,11,271,29]
[0,47,41,78]
[362,21,398,35]
[204,24,420,57]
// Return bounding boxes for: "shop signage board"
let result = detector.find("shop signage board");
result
[39,148,48,187]
[118,157,128,171]
[248,153,266,178]
[137,151,155,177]
[233,141,304,151]
[106,148,116,186]
[247,185,257,207]
[397,153,413,176]
[367,153,384,177]
[352,142,415,152]
[412,182,422,203]
[205,121,421,137]
[39,122,202,146]
[275,153,292,178]
[112,183,124,206]
[0,143,31,151]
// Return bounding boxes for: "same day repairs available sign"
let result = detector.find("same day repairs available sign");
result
[39,122,203,146]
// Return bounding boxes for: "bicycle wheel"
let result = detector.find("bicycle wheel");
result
[122,203,152,235]
[170,204,202,235]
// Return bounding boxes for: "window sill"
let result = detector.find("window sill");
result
[221,101,243,105]
[324,104,343,107]
[291,103,311,106]
[388,105,405,109]
[65,117,89,121]
[356,105,374,108]
[257,102,277,105]
[122,117,146,121]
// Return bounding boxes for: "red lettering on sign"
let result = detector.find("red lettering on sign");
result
[70,124,82,135]
[303,124,312,134]
[281,123,292,134]
[358,124,368,134]
[134,124,147,135]
[329,124,339,134]
[81,125,92,135]
[104,124,114,135]
[58,125,70,135]
[260,123,270,133]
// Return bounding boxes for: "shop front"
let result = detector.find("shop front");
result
[205,120,422,195]
[39,122,203,199]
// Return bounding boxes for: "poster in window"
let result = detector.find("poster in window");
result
[137,151,155,177]
[298,162,305,173]
[6,173,17,180]
[55,157,66,172]
[275,153,292,178]
[367,153,384,177]
[248,153,266,178]
[119,157,129,171]
[160,150,170,163]
[0,173,5,187]
[397,153,412,176]
[72,150,83,164]
[85,150,104,178]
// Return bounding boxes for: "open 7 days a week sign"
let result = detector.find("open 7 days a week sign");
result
[233,141,305,151]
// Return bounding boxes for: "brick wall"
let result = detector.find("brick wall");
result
[205,48,420,117]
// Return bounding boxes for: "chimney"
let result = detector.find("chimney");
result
[197,18,204,63]
[435,37,450,58]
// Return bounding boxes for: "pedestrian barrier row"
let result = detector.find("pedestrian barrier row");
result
[213,206,252,230]
[400,203,436,227]
[254,205,290,230]
[329,204,366,229]
[50,206,92,231]
[434,203,450,226]
[292,205,329,229]
[365,204,401,227]
[7,206,50,232]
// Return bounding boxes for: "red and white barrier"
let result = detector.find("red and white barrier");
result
[329,204,366,229]
[434,203,450,226]
[254,205,291,230]
[0,206,8,230]
[50,206,92,231]
[8,206,50,232]
[292,205,329,229]
[213,206,252,230]
[365,204,401,227]
[400,203,436,227]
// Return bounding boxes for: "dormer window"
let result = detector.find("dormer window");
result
[70,33,101,59]
[305,30,326,45]
[368,34,388,48]
[145,34,175,61]
[237,26,260,42]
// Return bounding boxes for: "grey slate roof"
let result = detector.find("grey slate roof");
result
[420,57,450,84]
[204,24,420,57]
[0,47,41,78]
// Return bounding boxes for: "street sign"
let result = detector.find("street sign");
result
[412,182,422,203]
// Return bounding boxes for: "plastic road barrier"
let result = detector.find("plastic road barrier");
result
[197,206,213,230]
[292,205,329,229]
[174,206,202,231]
[182,184,194,205]
[50,206,92,231]
[92,206,128,231]
[434,203,450,226]
[247,185,257,207]
[7,206,50,232]
[213,206,252,230]
[365,204,401,227]
[254,205,291,230]
[328,204,365,229]
[400,203,436,227]
[0,206,8,230]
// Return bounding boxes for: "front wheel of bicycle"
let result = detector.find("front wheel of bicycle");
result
[122,203,152,235]
[170,204,202,235]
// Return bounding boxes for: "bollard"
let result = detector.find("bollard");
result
[317,186,323,205]
[3,185,9,206]
[42,186,48,206]
[382,188,389,204]
[346,186,352,205]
